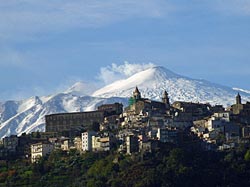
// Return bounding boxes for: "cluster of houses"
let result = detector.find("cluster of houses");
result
[1,87,250,163]
[191,93,250,150]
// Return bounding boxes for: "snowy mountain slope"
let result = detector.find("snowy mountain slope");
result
[0,101,19,122]
[93,66,250,106]
[233,88,250,95]
[0,93,128,138]
[0,65,249,139]
[64,81,97,96]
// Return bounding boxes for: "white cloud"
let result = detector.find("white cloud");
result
[0,0,172,38]
[98,61,156,84]
[0,48,27,67]
[0,0,249,40]
[207,0,250,16]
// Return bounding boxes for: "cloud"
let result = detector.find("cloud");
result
[97,61,156,84]
[0,0,172,39]
[205,0,250,16]
[0,0,249,39]
[0,48,27,67]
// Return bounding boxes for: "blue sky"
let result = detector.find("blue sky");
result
[0,0,249,101]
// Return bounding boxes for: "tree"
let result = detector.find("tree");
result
[244,150,250,162]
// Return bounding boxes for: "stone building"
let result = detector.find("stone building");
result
[156,127,180,144]
[45,103,123,137]
[172,101,211,121]
[46,111,104,137]
[126,87,170,116]
[230,93,250,124]
[2,135,18,154]
[139,140,158,154]
[97,103,123,116]
[231,93,244,115]
[242,126,250,138]
[162,90,171,109]
[100,115,120,131]
[126,135,139,155]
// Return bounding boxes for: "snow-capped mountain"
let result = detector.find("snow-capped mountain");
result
[0,93,128,138]
[0,65,249,139]
[64,81,97,96]
[93,66,250,106]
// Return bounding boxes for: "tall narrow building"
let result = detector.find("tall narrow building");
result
[162,90,170,109]
[162,90,170,104]
[236,93,242,105]
[133,86,141,100]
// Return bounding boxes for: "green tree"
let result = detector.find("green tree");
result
[244,150,250,161]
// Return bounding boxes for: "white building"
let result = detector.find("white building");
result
[213,112,230,122]
[156,128,178,143]
[61,139,70,151]
[92,136,110,152]
[82,131,96,152]
[206,112,230,132]
[74,137,82,152]
[206,119,225,132]
[31,142,54,163]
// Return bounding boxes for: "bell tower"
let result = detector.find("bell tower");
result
[162,90,170,107]
[236,93,242,105]
[133,86,141,100]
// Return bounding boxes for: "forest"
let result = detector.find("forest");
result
[1,142,250,187]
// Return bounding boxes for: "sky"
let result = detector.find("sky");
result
[0,0,249,101]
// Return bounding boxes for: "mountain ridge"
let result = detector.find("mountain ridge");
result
[0,66,249,138]
[92,66,248,105]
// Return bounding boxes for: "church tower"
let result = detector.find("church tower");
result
[162,90,170,107]
[236,93,242,105]
[133,86,141,100]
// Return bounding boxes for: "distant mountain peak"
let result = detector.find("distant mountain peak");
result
[92,66,182,98]
[92,65,250,106]
[64,81,96,96]
[149,66,182,79]
[0,65,250,139]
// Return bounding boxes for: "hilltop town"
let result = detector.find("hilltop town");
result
[1,0,250,186]
[1,87,250,186]
[1,86,250,161]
